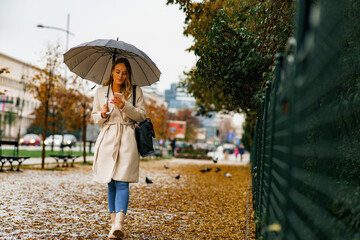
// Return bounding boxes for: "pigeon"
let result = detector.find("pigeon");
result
[215,167,221,173]
[175,174,180,179]
[164,165,169,169]
[200,168,212,173]
[224,173,232,178]
[145,177,153,184]
[213,157,218,164]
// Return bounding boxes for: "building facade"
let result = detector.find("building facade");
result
[0,53,40,139]
[143,87,168,107]
[164,83,195,112]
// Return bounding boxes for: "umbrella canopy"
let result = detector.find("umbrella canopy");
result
[64,39,161,86]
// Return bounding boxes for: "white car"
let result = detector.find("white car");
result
[222,143,236,154]
[44,134,77,147]
[207,144,236,161]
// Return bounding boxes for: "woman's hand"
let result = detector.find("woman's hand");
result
[101,104,109,118]
[111,94,125,109]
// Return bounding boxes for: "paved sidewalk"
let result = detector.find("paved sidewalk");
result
[3,153,250,167]
[172,153,250,166]
[0,158,255,239]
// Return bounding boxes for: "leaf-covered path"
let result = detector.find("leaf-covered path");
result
[0,159,254,239]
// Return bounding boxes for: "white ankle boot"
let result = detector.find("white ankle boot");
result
[108,212,116,239]
[113,211,126,238]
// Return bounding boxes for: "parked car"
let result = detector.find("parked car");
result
[222,143,236,154]
[152,139,162,157]
[19,134,41,146]
[175,141,192,153]
[44,134,77,147]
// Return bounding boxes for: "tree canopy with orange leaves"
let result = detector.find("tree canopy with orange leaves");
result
[27,44,93,166]
[145,98,168,141]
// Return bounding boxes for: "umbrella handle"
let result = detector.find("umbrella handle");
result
[106,106,114,115]
[105,97,114,115]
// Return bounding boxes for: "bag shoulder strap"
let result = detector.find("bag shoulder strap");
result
[133,85,136,106]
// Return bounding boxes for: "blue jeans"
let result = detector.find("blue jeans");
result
[107,179,129,215]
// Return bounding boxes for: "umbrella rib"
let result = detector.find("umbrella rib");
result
[81,50,110,84]
[64,47,94,70]
[110,50,158,86]
[65,46,109,75]
[107,45,160,82]
[128,55,159,85]
[137,54,160,79]
[130,56,151,86]
[97,53,112,85]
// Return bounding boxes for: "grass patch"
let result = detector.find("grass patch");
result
[1,149,93,158]
[140,156,173,162]
[174,153,212,160]
[76,161,93,166]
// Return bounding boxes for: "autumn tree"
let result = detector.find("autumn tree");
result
[145,98,168,141]
[28,44,63,168]
[56,85,81,132]
[70,77,93,163]
[167,0,295,150]
[169,108,202,142]
[29,79,82,148]
[28,43,95,164]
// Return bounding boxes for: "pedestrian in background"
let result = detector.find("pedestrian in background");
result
[236,144,246,162]
[170,136,176,156]
[91,58,147,239]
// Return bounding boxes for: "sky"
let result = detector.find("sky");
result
[0,0,197,93]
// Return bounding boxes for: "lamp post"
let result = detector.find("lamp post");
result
[37,13,75,53]
[37,13,75,80]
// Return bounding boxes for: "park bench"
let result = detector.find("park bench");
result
[0,140,30,171]
[50,143,79,167]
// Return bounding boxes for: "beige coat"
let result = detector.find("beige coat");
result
[91,86,146,184]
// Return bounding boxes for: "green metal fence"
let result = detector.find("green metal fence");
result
[251,0,360,239]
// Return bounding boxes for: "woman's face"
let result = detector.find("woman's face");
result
[112,63,128,86]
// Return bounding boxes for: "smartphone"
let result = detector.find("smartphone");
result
[114,92,123,100]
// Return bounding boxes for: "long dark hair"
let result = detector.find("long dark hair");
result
[104,58,132,99]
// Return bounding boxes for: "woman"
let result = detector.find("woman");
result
[91,58,146,239]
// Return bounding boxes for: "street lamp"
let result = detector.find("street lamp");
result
[37,13,75,53]
[37,13,75,79]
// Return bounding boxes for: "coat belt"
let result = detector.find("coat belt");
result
[103,121,135,162]
[93,121,135,175]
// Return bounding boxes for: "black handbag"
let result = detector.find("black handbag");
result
[133,85,155,157]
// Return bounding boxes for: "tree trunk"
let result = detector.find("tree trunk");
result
[41,72,52,169]
[51,118,55,152]
[82,112,87,163]
[41,97,49,169]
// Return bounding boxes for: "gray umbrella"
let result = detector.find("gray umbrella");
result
[64,39,161,114]
[64,39,161,86]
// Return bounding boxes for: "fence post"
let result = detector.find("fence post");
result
[264,53,284,240]
[255,97,266,237]
[258,81,272,236]
[251,117,259,217]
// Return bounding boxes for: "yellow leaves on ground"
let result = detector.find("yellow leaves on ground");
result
[0,159,255,239]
